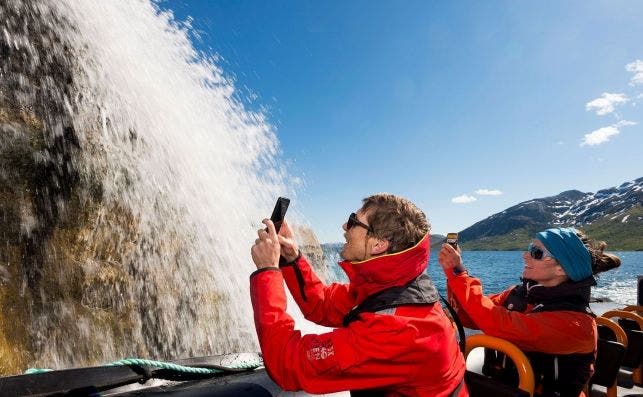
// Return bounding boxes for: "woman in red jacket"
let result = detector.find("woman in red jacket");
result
[438,227,620,397]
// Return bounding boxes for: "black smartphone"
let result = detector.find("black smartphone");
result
[446,232,458,249]
[269,197,290,233]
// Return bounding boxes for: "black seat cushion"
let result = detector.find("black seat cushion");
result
[622,329,643,369]
[465,370,530,397]
[589,339,626,387]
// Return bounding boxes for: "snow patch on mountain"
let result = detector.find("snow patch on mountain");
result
[544,178,642,226]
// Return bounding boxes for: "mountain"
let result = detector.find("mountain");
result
[430,234,446,250]
[459,177,643,250]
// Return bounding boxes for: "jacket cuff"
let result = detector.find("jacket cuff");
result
[278,251,301,268]
[446,265,468,279]
[250,267,280,279]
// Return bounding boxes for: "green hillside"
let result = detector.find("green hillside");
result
[581,204,643,251]
[460,227,534,251]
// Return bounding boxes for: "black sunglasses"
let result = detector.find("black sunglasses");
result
[527,243,555,261]
[347,212,374,233]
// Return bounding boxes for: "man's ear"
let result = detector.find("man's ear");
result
[371,238,389,256]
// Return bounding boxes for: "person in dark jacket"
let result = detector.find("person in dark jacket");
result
[438,227,621,397]
[250,193,467,396]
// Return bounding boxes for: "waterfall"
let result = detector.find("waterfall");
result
[0,0,291,372]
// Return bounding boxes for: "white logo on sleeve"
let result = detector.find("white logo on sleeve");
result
[306,339,335,361]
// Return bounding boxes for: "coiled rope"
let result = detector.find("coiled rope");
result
[26,355,263,376]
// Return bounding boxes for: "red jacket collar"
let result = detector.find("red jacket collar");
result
[339,234,431,305]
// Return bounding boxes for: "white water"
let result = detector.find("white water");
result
[2,0,303,367]
[58,0,292,357]
[593,281,638,305]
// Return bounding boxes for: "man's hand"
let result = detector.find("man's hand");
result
[251,219,281,269]
[277,220,299,263]
[438,243,464,272]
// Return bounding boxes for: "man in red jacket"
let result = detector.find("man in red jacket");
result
[250,193,467,396]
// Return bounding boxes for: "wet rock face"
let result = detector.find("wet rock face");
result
[0,2,143,373]
[1,1,80,372]
[0,103,137,372]
[293,225,332,283]
[1,0,79,288]
[0,102,193,371]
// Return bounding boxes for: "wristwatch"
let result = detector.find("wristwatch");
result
[452,264,467,275]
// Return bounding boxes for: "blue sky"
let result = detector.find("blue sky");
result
[160,1,643,243]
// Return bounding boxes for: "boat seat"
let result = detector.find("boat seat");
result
[597,324,619,342]
[464,334,534,397]
[602,310,643,386]
[589,338,626,388]
[590,317,628,397]
[465,370,530,397]
[623,305,643,316]
[617,318,643,370]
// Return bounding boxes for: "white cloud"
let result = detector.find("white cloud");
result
[581,120,637,146]
[475,188,503,196]
[626,60,643,86]
[582,126,619,146]
[451,195,477,204]
[585,93,628,115]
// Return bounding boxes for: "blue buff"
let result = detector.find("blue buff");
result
[535,227,592,282]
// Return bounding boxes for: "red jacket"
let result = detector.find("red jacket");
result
[446,271,596,355]
[250,235,467,396]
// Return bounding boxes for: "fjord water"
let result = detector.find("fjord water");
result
[1,0,291,369]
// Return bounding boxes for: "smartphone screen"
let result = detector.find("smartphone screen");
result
[270,197,290,233]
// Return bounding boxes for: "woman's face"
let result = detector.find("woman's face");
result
[522,239,567,286]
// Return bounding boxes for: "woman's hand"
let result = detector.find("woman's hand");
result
[251,219,281,269]
[277,220,299,263]
[438,243,464,272]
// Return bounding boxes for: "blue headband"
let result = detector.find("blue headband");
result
[535,227,592,282]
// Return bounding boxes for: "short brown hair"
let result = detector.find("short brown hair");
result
[361,193,430,253]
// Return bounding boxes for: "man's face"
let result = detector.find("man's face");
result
[340,209,374,262]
